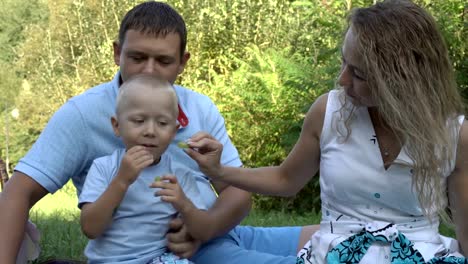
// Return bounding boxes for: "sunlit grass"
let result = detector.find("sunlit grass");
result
[31,183,79,217]
[30,182,86,263]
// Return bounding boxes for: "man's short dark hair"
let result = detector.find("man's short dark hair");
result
[118,1,187,57]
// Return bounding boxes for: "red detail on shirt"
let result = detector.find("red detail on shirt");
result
[177,104,189,128]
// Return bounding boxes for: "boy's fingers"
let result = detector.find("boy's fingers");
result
[160,174,177,183]
[134,155,153,166]
[155,189,175,197]
[150,181,169,189]
[149,174,178,189]
[126,145,147,154]
[160,196,172,203]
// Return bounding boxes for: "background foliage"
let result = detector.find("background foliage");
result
[0,0,466,213]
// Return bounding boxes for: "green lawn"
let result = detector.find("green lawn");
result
[29,182,320,263]
[30,186,87,262]
[29,182,455,263]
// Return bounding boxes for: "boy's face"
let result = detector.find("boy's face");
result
[112,85,179,161]
[114,29,190,84]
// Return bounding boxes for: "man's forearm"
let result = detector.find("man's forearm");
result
[0,194,28,262]
[179,206,212,242]
[204,186,251,239]
[0,173,46,263]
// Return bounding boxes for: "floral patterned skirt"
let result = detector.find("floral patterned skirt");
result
[146,252,192,264]
[297,221,466,264]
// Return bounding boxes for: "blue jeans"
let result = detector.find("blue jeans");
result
[191,226,301,264]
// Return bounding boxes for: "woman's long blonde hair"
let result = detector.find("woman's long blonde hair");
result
[338,0,464,217]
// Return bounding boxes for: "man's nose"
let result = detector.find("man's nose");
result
[142,59,157,74]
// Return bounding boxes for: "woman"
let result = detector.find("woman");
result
[185,0,468,263]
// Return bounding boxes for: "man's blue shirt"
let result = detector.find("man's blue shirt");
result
[15,72,242,207]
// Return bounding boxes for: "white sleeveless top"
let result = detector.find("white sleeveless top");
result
[300,90,465,263]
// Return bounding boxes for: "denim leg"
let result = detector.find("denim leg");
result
[191,226,301,264]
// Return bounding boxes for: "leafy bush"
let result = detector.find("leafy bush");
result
[0,0,466,213]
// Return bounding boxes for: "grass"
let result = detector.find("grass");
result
[28,182,321,263]
[28,182,455,263]
[30,184,87,262]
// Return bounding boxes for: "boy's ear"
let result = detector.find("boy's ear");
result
[170,123,180,140]
[111,116,120,137]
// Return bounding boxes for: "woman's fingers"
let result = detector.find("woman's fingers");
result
[188,131,214,142]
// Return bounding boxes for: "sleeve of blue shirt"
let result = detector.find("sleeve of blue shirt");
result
[15,101,89,194]
[203,98,242,168]
[78,157,112,209]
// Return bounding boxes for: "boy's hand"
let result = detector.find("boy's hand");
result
[150,175,193,213]
[117,146,154,185]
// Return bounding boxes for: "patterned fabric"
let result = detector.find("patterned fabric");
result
[320,227,467,264]
[146,252,192,264]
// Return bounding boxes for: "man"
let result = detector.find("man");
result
[0,2,315,263]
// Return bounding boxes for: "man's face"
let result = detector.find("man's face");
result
[114,29,190,84]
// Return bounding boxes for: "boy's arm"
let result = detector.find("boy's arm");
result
[81,146,153,239]
[0,172,48,263]
[80,176,130,239]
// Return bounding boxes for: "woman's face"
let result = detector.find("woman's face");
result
[338,27,376,107]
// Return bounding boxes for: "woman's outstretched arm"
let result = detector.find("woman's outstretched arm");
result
[187,93,328,197]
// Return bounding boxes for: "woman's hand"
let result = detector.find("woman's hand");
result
[184,132,224,179]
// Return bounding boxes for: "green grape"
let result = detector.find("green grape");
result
[177,141,189,149]
[154,176,161,182]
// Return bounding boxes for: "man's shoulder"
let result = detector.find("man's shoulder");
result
[58,79,117,123]
[174,85,220,125]
[174,85,214,106]
[69,80,116,106]
[92,149,124,168]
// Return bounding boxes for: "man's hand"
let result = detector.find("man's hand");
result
[117,146,153,185]
[166,218,201,259]
[150,175,194,213]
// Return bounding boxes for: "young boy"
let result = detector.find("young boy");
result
[79,75,208,263]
